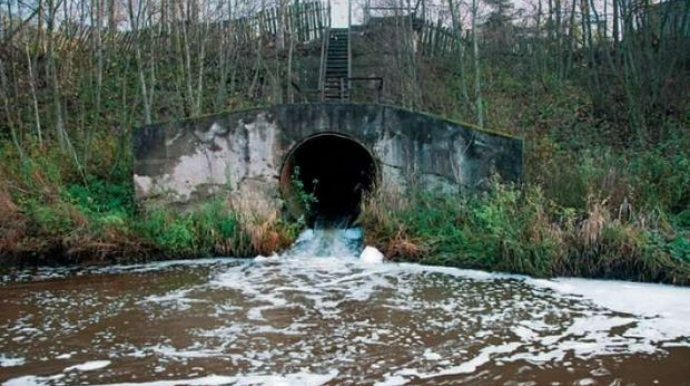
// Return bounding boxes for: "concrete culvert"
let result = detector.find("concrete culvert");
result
[280,133,377,226]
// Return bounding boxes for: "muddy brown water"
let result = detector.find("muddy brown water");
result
[1,230,689,386]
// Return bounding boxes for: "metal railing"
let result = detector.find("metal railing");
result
[292,76,384,103]
[339,77,384,102]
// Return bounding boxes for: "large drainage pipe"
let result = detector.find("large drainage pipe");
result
[279,133,377,226]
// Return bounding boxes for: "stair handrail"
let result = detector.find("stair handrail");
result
[338,76,384,102]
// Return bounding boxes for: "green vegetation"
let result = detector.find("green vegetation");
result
[0,141,300,263]
[361,139,690,285]
[289,166,319,224]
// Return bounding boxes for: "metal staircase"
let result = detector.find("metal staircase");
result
[322,28,350,101]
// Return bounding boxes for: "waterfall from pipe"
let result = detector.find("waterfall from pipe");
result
[282,226,364,259]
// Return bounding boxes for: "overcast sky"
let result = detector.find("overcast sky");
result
[332,0,352,27]
[328,0,536,28]
[329,0,621,30]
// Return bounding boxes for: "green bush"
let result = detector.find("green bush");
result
[362,180,690,284]
[24,199,76,236]
[65,178,135,216]
[137,208,199,256]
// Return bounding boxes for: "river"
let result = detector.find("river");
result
[1,229,689,385]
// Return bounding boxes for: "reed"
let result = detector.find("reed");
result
[360,179,690,285]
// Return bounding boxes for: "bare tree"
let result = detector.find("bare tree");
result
[470,0,483,128]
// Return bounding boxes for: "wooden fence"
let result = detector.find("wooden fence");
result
[359,14,464,58]
[418,19,464,57]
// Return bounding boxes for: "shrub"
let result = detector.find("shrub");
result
[361,180,690,284]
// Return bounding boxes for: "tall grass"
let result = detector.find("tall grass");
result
[0,139,300,264]
[361,170,690,285]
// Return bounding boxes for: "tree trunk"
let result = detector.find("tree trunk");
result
[471,0,483,128]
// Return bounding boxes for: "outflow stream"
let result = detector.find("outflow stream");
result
[1,229,690,385]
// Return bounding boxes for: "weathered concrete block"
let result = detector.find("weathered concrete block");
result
[133,103,523,217]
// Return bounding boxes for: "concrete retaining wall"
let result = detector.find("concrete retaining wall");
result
[133,103,523,211]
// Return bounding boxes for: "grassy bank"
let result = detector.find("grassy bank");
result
[1,135,689,285]
[360,140,690,285]
[0,139,300,265]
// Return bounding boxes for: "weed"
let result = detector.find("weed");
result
[290,166,318,222]
[361,180,690,285]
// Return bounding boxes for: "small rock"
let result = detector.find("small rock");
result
[255,253,279,262]
[360,246,384,264]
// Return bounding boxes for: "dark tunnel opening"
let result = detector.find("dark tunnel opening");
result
[280,134,377,226]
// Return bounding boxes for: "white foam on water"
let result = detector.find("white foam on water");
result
[254,253,280,262]
[2,372,337,386]
[207,240,690,369]
[374,375,409,386]
[529,277,690,342]
[395,262,521,281]
[3,227,690,384]
[63,360,111,372]
[97,371,338,386]
[0,258,227,285]
[422,349,442,361]
[2,374,65,386]
[0,354,25,368]
[141,288,208,307]
[150,345,227,359]
[420,342,522,378]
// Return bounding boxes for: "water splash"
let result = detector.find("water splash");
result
[282,227,364,259]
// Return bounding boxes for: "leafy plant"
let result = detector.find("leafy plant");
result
[291,166,318,220]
